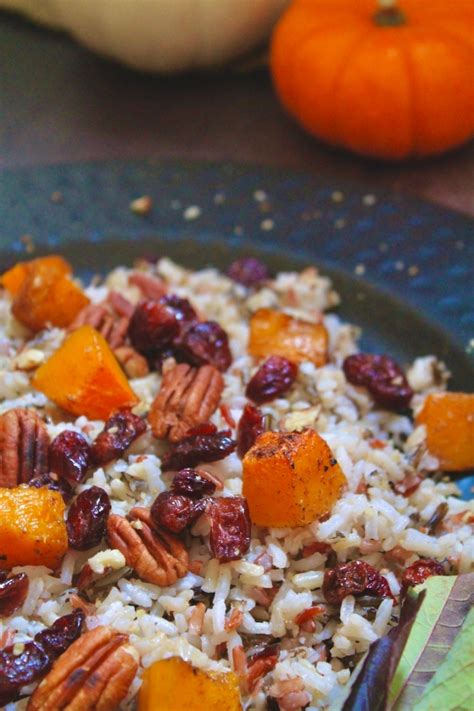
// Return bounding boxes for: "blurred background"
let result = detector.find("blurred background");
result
[1,0,473,215]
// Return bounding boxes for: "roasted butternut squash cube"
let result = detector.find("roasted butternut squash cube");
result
[1,262,29,296]
[416,392,474,471]
[11,259,88,332]
[243,429,346,527]
[1,255,71,296]
[32,325,138,420]
[139,658,241,711]
[248,308,328,365]
[0,485,68,570]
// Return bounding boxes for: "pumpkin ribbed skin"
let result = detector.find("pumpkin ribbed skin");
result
[270,0,474,159]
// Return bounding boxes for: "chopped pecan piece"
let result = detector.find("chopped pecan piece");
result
[102,315,130,350]
[69,302,108,331]
[27,626,139,711]
[0,408,49,487]
[129,271,167,299]
[149,363,224,442]
[106,290,134,318]
[107,508,189,586]
[68,303,129,349]
[114,345,149,378]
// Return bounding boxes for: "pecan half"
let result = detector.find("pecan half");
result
[68,303,129,349]
[27,626,139,711]
[0,408,49,487]
[114,345,150,379]
[107,291,134,319]
[149,363,224,442]
[107,508,189,586]
[69,302,108,332]
[129,271,167,299]
[101,315,130,350]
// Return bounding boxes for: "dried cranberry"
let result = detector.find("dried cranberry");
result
[208,496,251,562]
[159,294,197,324]
[0,609,84,706]
[401,558,444,596]
[246,356,297,405]
[66,486,111,550]
[237,403,265,458]
[0,644,48,707]
[343,354,413,411]
[227,257,269,288]
[49,430,91,485]
[171,468,217,497]
[322,560,394,605]
[150,491,207,533]
[185,422,218,437]
[128,300,179,354]
[162,430,236,471]
[177,321,232,372]
[91,409,146,466]
[28,472,74,501]
[0,572,29,617]
[35,609,85,656]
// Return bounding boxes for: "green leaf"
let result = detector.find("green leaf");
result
[389,573,473,710]
[413,606,474,711]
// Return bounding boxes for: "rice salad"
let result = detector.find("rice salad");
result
[0,256,472,711]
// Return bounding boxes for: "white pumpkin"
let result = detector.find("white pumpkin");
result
[1,0,289,73]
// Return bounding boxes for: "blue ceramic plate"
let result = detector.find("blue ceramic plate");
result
[1,159,472,496]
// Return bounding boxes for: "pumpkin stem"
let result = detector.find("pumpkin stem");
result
[373,0,406,26]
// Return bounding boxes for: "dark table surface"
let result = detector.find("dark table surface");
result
[1,12,473,217]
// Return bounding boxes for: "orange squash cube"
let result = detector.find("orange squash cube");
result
[32,325,138,420]
[0,485,68,570]
[243,429,346,527]
[11,260,88,332]
[1,255,71,296]
[416,392,474,471]
[248,308,328,365]
[139,658,242,711]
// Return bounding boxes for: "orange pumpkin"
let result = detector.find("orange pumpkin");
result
[416,392,474,471]
[32,325,138,420]
[0,485,68,570]
[243,429,346,527]
[12,262,89,332]
[249,308,328,366]
[271,0,474,159]
[139,658,242,711]
[0,256,72,297]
